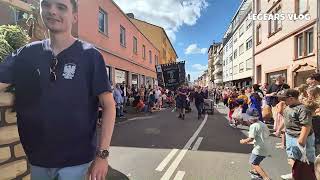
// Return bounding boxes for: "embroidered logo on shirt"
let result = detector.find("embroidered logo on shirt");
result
[62,63,76,80]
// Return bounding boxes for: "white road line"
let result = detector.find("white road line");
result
[160,114,208,180]
[155,149,179,172]
[191,137,203,151]
[173,171,186,180]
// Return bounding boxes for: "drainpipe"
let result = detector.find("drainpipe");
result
[252,0,256,83]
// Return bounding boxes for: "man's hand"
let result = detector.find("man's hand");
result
[0,83,10,92]
[240,139,246,144]
[88,158,108,180]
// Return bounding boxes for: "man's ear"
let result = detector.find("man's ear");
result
[72,13,78,24]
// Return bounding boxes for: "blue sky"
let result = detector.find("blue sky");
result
[114,0,241,81]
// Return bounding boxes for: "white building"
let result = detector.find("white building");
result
[222,0,253,88]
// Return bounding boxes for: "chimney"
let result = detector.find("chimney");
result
[127,13,135,19]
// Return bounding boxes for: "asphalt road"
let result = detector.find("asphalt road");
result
[106,104,290,180]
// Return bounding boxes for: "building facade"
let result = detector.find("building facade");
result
[208,42,223,88]
[129,17,178,65]
[213,44,223,86]
[254,0,318,87]
[76,0,159,87]
[222,0,253,88]
[222,26,234,86]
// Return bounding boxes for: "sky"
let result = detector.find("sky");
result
[113,0,241,81]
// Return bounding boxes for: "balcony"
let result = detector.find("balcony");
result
[213,66,223,74]
[214,79,223,84]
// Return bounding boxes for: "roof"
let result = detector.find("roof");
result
[128,17,178,58]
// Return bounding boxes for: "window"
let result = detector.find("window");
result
[163,49,167,61]
[269,6,282,36]
[239,24,244,37]
[239,62,244,73]
[246,19,252,30]
[246,38,252,50]
[133,37,137,54]
[234,65,238,74]
[142,45,146,59]
[229,68,233,75]
[234,32,238,43]
[234,49,238,59]
[120,25,126,46]
[256,24,262,45]
[297,34,304,57]
[98,9,108,34]
[229,55,233,63]
[307,30,314,54]
[155,55,159,65]
[239,44,244,55]
[296,0,308,14]
[256,0,261,13]
[295,29,314,59]
[149,50,152,64]
[246,58,253,70]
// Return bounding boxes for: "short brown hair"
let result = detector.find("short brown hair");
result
[309,73,320,82]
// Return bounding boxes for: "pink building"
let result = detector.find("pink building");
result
[75,0,159,87]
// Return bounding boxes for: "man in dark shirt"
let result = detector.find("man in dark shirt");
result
[266,75,289,129]
[194,87,205,120]
[0,0,116,180]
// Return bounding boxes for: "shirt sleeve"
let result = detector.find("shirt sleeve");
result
[298,107,312,126]
[0,52,16,84]
[248,124,257,139]
[91,50,112,96]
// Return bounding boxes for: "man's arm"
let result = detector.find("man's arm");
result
[98,91,116,150]
[240,137,254,144]
[298,125,312,146]
[0,83,10,92]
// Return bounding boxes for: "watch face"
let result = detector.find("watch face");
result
[97,150,109,159]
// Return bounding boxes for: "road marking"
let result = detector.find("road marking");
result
[155,149,179,172]
[173,171,185,180]
[160,114,208,180]
[191,137,203,151]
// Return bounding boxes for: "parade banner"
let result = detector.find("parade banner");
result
[156,61,185,90]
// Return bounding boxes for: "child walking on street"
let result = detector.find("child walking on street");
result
[240,108,271,180]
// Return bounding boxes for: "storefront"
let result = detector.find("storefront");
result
[131,74,139,86]
[115,69,127,84]
[266,70,287,85]
[232,77,252,88]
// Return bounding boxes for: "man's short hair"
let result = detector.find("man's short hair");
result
[70,0,78,12]
[309,73,320,82]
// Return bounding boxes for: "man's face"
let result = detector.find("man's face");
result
[40,0,77,33]
[284,97,296,106]
[306,78,318,87]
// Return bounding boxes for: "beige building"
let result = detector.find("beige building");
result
[129,15,178,65]
[254,0,318,87]
[208,42,223,88]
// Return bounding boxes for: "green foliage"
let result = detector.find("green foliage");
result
[0,25,30,50]
[0,35,13,63]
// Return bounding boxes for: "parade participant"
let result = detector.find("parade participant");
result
[194,86,205,120]
[0,0,115,179]
[176,85,188,120]
[240,108,271,180]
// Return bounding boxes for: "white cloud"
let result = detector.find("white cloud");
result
[185,44,208,55]
[191,64,208,71]
[113,0,208,42]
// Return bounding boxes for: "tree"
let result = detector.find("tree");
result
[0,25,30,62]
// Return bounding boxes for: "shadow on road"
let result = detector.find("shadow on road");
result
[107,166,130,180]
[108,106,251,155]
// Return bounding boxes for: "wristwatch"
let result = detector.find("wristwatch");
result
[96,149,109,159]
